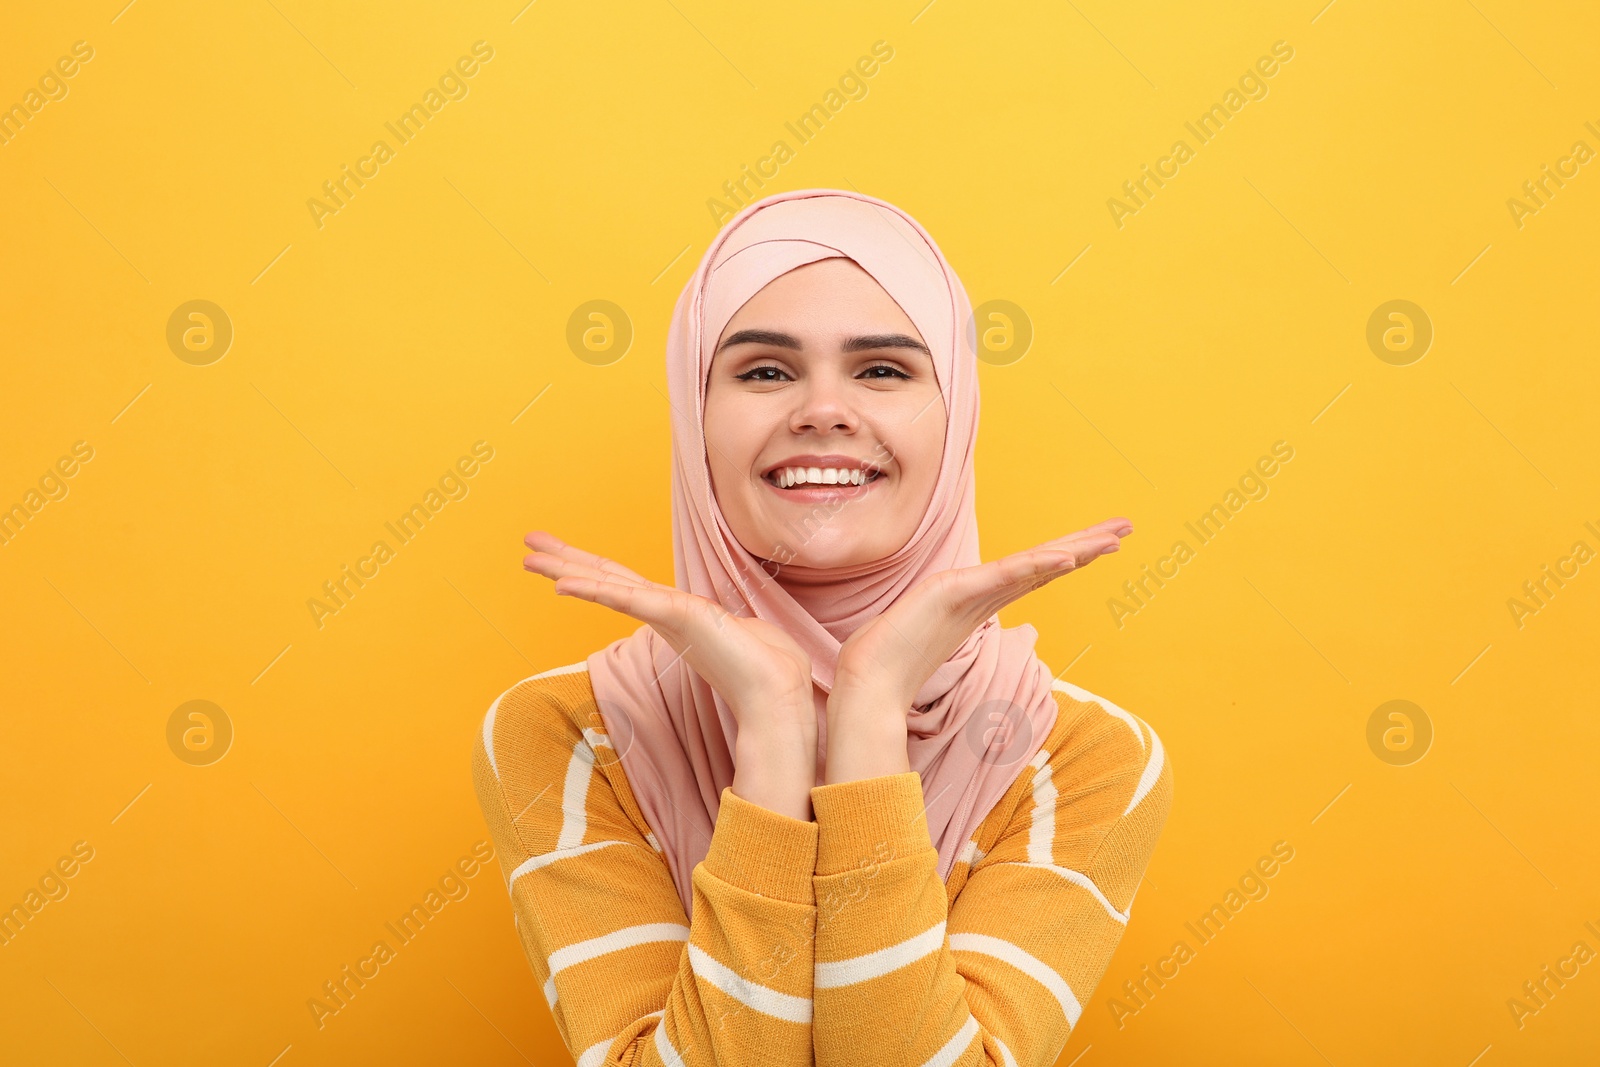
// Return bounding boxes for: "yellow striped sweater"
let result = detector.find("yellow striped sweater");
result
[472,662,1172,1066]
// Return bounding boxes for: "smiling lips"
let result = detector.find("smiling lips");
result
[761,455,886,497]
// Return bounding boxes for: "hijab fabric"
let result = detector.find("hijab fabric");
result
[587,188,1058,918]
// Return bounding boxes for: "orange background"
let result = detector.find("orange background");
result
[2,1,1597,1064]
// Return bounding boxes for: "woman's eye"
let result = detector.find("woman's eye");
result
[861,364,911,380]
[733,363,910,382]
[735,365,789,382]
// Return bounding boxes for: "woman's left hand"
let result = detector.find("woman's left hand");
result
[830,517,1133,717]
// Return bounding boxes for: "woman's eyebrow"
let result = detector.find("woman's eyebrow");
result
[715,329,931,356]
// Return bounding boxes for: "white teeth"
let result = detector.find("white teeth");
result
[770,465,875,488]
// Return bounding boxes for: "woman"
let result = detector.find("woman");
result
[473,188,1171,1066]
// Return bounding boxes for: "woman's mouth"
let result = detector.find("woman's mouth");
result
[762,465,886,501]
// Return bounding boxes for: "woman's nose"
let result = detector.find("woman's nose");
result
[789,374,858,434]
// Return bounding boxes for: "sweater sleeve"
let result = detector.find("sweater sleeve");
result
[472,678,821,1066]
[807,699,1172,1066]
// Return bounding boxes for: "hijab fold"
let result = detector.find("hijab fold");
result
[587,189,1058,919]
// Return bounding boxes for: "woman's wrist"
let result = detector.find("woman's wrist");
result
[732,722,817,821]
[822,687,910,786]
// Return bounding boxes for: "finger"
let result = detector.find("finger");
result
[1087,516,1134,537]
[954,541,1114,618]
[1038,519,1131,552]
[523,531,655,586]
[552,575,691,638]
[523,551,651,590]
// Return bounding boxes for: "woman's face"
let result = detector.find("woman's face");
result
[704,257,947,572]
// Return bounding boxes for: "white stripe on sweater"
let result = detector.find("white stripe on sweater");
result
[949,932,1082,1027]
[920,1014,979,1067]
[1123,724,1164,816]
[993,1033,1020,1067]
[1014,861,1130,924]
[654,1019,687,1067]
[813,921,946,988]
[510,839,628,885]
[544,922,691,1007]
[1025,755,1057,865]
[482,663,591,778]
[558,739,597,849]
[1049,680,1165,815]
[687,943,813,1023]
[575,1010,663,1067]
[1051,680,1141,748]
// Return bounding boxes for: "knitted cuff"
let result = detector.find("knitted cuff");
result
[703,786,820,905]
[810,771,932,877]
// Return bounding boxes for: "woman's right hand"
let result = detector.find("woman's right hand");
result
[523,531,817,738]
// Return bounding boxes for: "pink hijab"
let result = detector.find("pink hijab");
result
[587,188,1058,918]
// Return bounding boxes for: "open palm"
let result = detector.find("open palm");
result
[833,517,1133,709]
[523,531,815,730]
